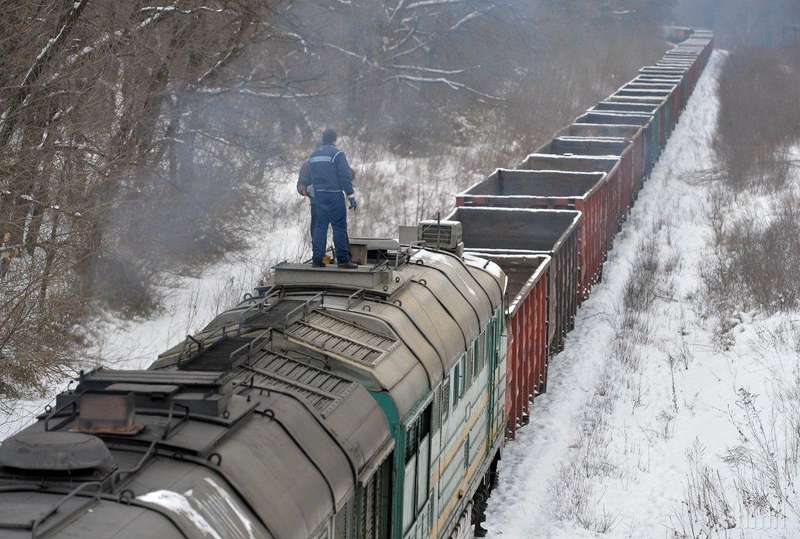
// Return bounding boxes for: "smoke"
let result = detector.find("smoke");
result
[674,0,800,48]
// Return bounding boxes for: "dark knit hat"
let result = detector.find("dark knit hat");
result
[322,128,337,145]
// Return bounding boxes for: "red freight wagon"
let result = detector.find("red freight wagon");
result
[668,53,704,75]
[592,99,667,164]
[572,112,657,178]
[657,60,698,89]
[447,207,581,355]
[660,58,697,76]
[615,85,679,138]
[534,136,635,229]
[664,52,704,81]
[642,66,690,87]
[686,33,714,66]
[665,26,694,43]
[466,253,551,439]
[642,68,689,80]
[457,169,607,298]
[640,68,688,84]
[557,123,646,197]
[520,154,622,255]
[633,75,687,110]
[625,82,681,121]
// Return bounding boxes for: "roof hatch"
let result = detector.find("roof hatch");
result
[0,431,113,472]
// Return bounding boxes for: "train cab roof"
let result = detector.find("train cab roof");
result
[155,241,504,422]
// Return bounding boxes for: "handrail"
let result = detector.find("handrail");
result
[44,401,77,432]
[31,481,102,538]
[161,402,190,441]
[228,329,271,367]
[284,291,324,327]
[110,439,158,488]
[345,288,366,310]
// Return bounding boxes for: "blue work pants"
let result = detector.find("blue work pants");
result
[312,191,350,264]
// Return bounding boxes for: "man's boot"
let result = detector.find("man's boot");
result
[338,261,358,270]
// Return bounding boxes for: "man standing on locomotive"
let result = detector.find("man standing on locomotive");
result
[297,128,359,269]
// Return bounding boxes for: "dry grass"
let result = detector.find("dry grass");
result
[703,191,800,320]
[549,220,680,534]
[671,440,737,538]
[715,46,800,192]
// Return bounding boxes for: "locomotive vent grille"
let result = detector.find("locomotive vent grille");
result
[237,350,357,416]
[418,220,463,250]
[285,309,397,368]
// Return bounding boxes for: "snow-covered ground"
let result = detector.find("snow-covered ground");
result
[486,50,800,538]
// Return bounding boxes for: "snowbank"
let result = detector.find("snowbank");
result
[483,50,800,538]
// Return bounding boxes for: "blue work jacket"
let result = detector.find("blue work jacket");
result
[297,144,354,195]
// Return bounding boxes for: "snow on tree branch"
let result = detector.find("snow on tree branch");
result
[139,5,225,15]
[0,0,90,146]
[384,74,504,101]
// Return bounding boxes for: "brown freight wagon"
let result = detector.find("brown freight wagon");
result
[446,206,581,355]
[557,123,646,197]
[457,169,607,299]
[642,66,691,90]
[465,252,551,439]
[625,82,681,122]
[685,33,714,67]
[633,74,687,110]
[614,85,678,139]
[570,110,658,190]
[520,153,621,256]
[657,59,698,89]
[533,136,635,229]
[592,99,666,168]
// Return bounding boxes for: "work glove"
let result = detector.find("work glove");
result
[348,195,358,211]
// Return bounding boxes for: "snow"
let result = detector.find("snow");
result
[138,488,223,539]
[138,478,258,539]
[485,50,800,538]
[0,174,305,439]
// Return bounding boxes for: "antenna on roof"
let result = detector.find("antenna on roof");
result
[436,211,441,250]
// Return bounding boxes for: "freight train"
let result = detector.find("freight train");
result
[0,28,714,539]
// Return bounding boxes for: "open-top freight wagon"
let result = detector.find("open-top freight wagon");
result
[457,169,608,300]
[592,99,668,163]
[613,84,679,141]
[518,153,622,262]
[572,111,658,177]
[464,252,551,439]
[447,206,581,357]
[557,123,647,197]
[533,136,636,228]
[635,73,689,111]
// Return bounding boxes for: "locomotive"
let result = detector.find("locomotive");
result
[0,27,714,539]
[0,238,507,539]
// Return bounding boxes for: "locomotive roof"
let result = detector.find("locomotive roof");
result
[228,247,501,419]
[0,302,401,539]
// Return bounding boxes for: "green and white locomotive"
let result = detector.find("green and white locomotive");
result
[0,227,507,539]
